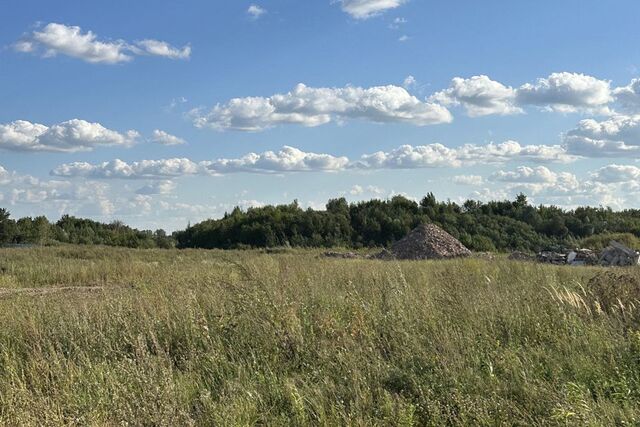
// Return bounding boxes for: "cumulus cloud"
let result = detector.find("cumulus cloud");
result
[0,163,116,215]
[563,115,640,157]
[15,23,190,64]
[590,164,640,183]
[432,72,613,117]
[613,78,640,111]
[247,4,267,19]
[135,180,177,195]
[353,141,574,170]
[490,166,559,183]
[488,166,582,199]
[48,139,570,182]
[460,162,640,209]
[209,146,349,173]
[452,175,484,186]
[516,72,612,113]
[191,83,452,131]
[338,0,407,19]
[403,75,416,89]
[0,119,138,152]
[354,144,462,169]
[430,75,521,117]
[51,146,349,179]
[151,130,186,146]
[52,158,208,179]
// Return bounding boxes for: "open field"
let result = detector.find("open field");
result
[1,246,640,425]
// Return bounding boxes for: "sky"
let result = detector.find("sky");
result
[2,0,640,231]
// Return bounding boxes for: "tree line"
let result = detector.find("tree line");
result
[0,209,173,249]
[174,194,640,252]
[2,193,640,252]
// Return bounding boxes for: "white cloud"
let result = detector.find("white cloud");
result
[346,184,386,196]
[453,175,484,186]
[0,163,116,215]
[136,180,177,195]
[15,23,190,64]
[51,158,208,179]
[13,40,35,53]
[516,72,612,113]
[456,141,575,164]
[51,146,349,179]
[192,83,452,131]
[247,4,267,19]
[353,141,575,170]
[563,115,640,157]
[366,185,385,195]
[590,164,640,183]
[430,75,521,117]
[403,75,416,89]
[133,39,191,60]
[354,144,462,169]
[338,0,407,19]
[490,166,559,184]
[151,129,186,146]
[613,78,640,111]
[462,163,640,209]
[208,146,349,173]
[488,166,583,200]
[468,188,510,203]
[349,185,364,195]
[431,72,613,117]
[0,119,138,152]
[398,35,409,42]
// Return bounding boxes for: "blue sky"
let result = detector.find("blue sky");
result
[2,0,640,230]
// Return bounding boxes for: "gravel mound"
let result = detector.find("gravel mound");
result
[390,224,472,260]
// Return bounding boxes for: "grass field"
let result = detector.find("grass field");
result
[1,246,640,425]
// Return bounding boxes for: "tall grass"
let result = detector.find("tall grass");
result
[0,246,639,425]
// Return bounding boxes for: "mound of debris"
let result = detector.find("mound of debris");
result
[567,249,598,266]
[537,251,567,265]
[388,224,472,260]
[599,241,640,267]
[367,248,395,260]
[508,240,639,267]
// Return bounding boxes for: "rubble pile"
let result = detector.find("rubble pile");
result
[567,249,598,266]
[509,240,639,268]
[389,224,472,260]
[537,251,567,265]
[368,248,395,260]
[599,241,640,267]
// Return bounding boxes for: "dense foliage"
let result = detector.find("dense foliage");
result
[0,209,173,248]
[3,193,640,252]
[175,193,640,252]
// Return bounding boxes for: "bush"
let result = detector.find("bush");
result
[579,233,640,251]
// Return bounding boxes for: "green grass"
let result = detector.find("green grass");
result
[1,246,640,425]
